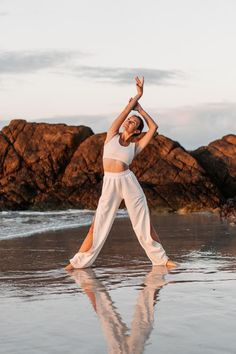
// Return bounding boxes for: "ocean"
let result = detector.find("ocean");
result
[0,208,128,241]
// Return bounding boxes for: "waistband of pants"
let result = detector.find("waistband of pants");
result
[103,169,132,177]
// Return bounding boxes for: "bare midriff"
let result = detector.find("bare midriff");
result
[103,158,129,172]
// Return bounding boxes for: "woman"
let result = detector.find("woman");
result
[65,76,176,270]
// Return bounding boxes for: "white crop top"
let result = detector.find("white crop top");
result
[103,133,136,166]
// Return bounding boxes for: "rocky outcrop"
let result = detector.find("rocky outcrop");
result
[54,133,220,212]
[191,135,236,199]
[0,119,93,210]
[130,135,221,212]
[0,119,233,212]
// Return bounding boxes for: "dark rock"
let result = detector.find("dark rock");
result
[191,134,236,199]
[220,197,236,225]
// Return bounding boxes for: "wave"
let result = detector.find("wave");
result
[0,209,128,241]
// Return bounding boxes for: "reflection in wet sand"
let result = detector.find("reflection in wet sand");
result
[1,213,236,354]
[68,266,168,354]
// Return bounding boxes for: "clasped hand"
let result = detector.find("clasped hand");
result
[135,76,144,97]
[129,76,144,112]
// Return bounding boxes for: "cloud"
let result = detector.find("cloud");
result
[0,11,8,16]
[67,66,184,85]
[0,50,87,75]
[157,102,236,150]
[0,50,184,87]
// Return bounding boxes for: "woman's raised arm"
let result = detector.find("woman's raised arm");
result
[108,76,144,134]
[133,101,158,156]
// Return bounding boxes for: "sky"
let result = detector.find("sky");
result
[0,0,235,149]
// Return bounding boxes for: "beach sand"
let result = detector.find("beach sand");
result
[1,213,236,353]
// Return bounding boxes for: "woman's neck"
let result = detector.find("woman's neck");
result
[120,131,133,144]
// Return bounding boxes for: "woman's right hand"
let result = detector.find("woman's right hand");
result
[135,76,144,97]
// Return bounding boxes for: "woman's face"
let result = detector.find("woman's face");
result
[122,115,140,134]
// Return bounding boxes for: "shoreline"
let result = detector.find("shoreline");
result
[0,209,224,242]
[1,211,235,273]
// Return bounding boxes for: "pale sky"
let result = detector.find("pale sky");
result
[0,0,235,149]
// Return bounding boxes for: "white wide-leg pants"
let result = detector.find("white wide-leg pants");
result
[69,169,169,268]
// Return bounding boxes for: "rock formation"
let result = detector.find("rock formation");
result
[191,135,236,199]
[0,119,234,213]
[0,119,93,210]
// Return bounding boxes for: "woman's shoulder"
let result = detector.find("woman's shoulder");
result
[104,130,119,145]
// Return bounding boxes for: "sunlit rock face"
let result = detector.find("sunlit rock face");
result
[129,134,221,213]
[0,119,93,210]
[1,119,233,212]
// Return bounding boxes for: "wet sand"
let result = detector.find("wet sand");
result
[0,213,236,354]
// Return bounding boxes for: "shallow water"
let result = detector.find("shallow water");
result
[0,209,127,240]
[0,213,236,354]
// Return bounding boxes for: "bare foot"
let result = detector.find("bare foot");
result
[64,263,74,271]
[166,259,178,267]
